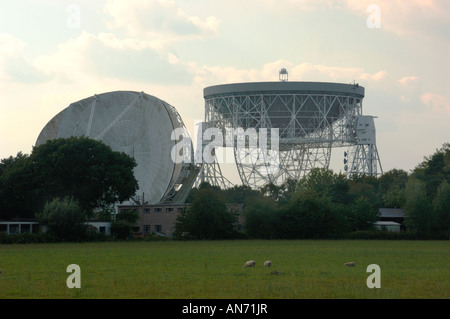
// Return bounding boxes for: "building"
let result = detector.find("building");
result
[0,219,40,234]
[373,221,401,232]
[118,203,245,237]
[375,208,405,232]
[378,208,405,223]
[86,221,112,235]
[0,218,111,235]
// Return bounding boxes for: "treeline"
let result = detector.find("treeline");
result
[181,143,450,240]
[1,137,449,242]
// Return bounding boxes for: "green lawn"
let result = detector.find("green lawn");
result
[0,240,448,299]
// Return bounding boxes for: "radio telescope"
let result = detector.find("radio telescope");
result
[200,74,382,189]
[36,91,199,205]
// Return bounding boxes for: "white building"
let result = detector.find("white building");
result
[373,221,401,232]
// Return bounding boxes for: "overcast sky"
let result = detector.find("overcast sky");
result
[1,0,449,184]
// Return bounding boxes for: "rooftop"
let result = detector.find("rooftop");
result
[378,208,405,219]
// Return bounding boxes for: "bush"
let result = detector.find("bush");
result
[274,190,347,239]
[345,229,446,240]
[110,220,134,240]
[174,188,237,240]
[36,197,88,242]
[0,232,49,244]
[244,195,277,239]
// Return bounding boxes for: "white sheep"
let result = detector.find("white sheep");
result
[243,260,256,268]
[344,262,356,267]
[264,260,272,268]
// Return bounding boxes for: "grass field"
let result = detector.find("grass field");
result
[0,240,448,299]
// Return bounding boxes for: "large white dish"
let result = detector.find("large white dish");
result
[36,91,187,204]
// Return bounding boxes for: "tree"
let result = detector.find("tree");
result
[1,138,139,219]
[243,194,277,239]
[260,178,298,204]
[433,180,450,238]
[275,190,346,239]
[94,204,115,222]
[296,168,337,198]
[185,181,221,203]
[116,208,139,224]
[297,168,352,204]
[27,137,137,216]
[0,152,35,218]
[412,143,450,198]
[403,177,435,235]
[348,174,382,209]
[223,184,259,204]
[174,188,237,240]
[347,197,378,231]
[382,185,406,208]
[110,221,135,240]
[378,168,408,189]
[260,182,283,202]
[36,197,88,242]
[328,175,353,205]
[379,168,409,208]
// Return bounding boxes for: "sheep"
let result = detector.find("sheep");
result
[264,260,272,268]
[344,262,356,267]
[270,270,281,275]
[243,260,256,268]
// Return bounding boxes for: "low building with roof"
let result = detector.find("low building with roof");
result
[376,208,405,231]
[373,221,401,232]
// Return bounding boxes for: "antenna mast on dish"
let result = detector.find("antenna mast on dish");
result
[279,68,288,81]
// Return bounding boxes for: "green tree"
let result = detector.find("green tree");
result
[382,185,406,208]
[223,184,259,204]
[297,168,352,204]
[348,174,382,209]
[33,137,137,216]
[328,175,353,205]
[243,194,277,239]
[116,208,139,224]
[36,197,87,242]
[433,180,450,238]
[0,152,35,218]
[347,197,378,231]
[260,182,283,202]
[174,188,237,240]
[185,182,221,203]
[296,168,337,197]
[94,204,115,222]
[412,143,450,198]
[378,169,409,191]
[1,138,138,219]
[110,209,139,240]
[276,190,345,239]
[403,178,435,236]
[110,220,135,240]
[259,178,298,204]
[379,168,409,208]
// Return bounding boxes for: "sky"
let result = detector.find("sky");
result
[1,0,449,185]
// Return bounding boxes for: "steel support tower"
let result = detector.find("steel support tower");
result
[199,76,382,189]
